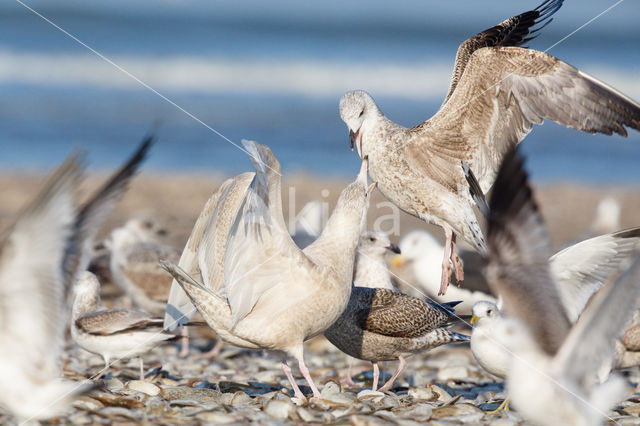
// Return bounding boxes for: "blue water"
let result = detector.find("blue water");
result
[0,0,639,184]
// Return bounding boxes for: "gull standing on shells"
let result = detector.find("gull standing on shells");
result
[339,0,640,297]
[324,288,468,392]
[72,271,175,380]
[161,140,372,400]
[480,148,640,426]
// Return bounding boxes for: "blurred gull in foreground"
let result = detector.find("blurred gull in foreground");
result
[480,148,640,426]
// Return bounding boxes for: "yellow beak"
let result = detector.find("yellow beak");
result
[470,315,479,326]
[391,254,405,268]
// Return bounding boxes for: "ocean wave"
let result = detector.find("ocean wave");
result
[0,50,638,101]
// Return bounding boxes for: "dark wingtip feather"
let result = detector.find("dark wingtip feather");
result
[462,160,489,219]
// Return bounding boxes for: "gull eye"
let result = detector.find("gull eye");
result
[369,237,375,242]
[358,110,364,118]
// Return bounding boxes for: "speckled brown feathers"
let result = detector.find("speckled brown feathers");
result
[357,289,450,338]
[325,287,468,362]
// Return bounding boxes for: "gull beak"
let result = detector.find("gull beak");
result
[349,128,362,158]
[358,155,369,182]
[387,243,401,254]
[470,315,479,326]
[391,254,405,268]
[367,181,377,196]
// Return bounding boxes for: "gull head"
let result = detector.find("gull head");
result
[358,230,400,258]
[339,90,379,158]
[470,300,502,327]
[106,218,165,251]
[392,230,442,268]
[73,271,101,301]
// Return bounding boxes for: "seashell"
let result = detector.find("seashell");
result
[103,377,125,391]
[264,399,294,419]
[296,407,316,422]
[408,386,437,401]
[161,386,220,404]
[437,366,470,381]
[89,392,145,409]
[128,380,161,396]
[356,389,385,403]
[431,402,483,419]
[195,411,237,423]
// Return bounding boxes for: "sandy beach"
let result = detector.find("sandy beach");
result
[2,172,639,248]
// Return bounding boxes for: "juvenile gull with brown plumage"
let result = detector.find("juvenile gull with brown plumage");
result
[161,140,372,400]
[339,0,640,296]
[324,288,468,392]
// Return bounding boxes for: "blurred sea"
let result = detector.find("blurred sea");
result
[0,0,639,183]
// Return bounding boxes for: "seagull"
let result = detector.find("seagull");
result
[161,140,372,400]
[480,147,640,426]
[0,156,86,421]
[339,0,640,297]
[353,230,400,291]
[71,271,175,380]
[0,136,152,420]
[324,288,468,392]
[107,218,180,315]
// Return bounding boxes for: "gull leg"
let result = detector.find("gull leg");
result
[339,356,357,388]
[179,326,190,358]
[487,396,510,414]
[377,356,406,392]
[451,233,464,284]
[293,349,321,399]
[281,361,306,400]
[200,339,224,359]
[439,225,454,296]
[372,362,380,391]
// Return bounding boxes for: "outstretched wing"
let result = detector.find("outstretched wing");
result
[223,141,319,326]
[553,257,640,389]
[444,0,563,103]
[485,148,571,355]
[0,156,82,379]
[408,47,640,196]
[551,227,640,323]
[164,172,255,329]
[64,136,152,301]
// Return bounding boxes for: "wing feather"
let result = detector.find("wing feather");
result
[551,227,640,323]
[223,141,318,326]
[485,148,571,355]
[444,0,564,103]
